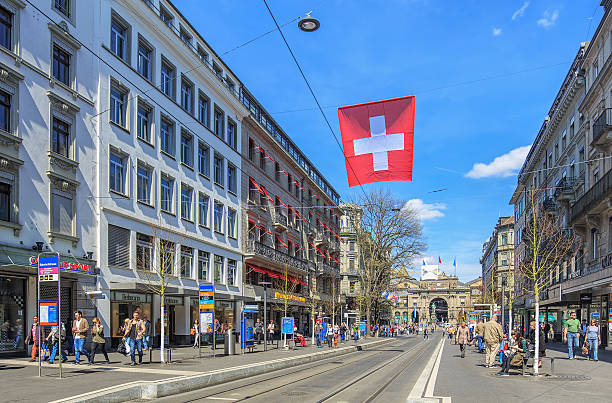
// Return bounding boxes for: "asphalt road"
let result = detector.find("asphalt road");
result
[153,334,439,403]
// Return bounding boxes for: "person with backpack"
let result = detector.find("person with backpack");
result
[46,322,67,364]
[89,317,110,364]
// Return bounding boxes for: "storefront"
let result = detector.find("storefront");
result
[0,276,26,353]
[110,291,152,342]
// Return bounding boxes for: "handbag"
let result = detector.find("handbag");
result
[190,328,196,336]
[582,341,589,355]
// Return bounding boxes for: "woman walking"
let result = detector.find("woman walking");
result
[89,317,110,364]
[586,319,601,361]
[192,319,200,348]
[267,320,275,345]
[455,322,470,358]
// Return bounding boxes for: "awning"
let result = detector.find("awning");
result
[267,270,279,278]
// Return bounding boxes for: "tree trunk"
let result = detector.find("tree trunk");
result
[311,311,315,346]
[160,303,165,364]
[509,306,513,336]
[366,302,371,338]
[534,300,540,376]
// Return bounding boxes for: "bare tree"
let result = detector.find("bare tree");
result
[350,188,426,333]
[518,192,578,375]
[322,275,341,327]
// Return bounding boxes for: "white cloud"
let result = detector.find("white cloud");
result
[512,2,530,20]
[404,199,446,221]
[537,9,559,28]
[465,145,531,179]
[492,27,502,36]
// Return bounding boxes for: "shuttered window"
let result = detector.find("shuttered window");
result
[51,191,73,235]
[108,224,130,268]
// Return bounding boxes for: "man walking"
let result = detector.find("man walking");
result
[46,321,67,364]
[25,316,39,362]
[72,311,90,364]
[475,319,485,353]
[315,320,322,348]
[482,316,503,368]
[124,311,145,365]
[455,322,470,358]
[142,314,151,351]
[255,319,263,344]
[563,311,580,359]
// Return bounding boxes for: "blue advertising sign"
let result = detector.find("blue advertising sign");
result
[359,321,366,333]
[38,255,59,268]
[39,299,59,326]
[282,317,294,334]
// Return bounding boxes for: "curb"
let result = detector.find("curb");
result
[52,338,394,403]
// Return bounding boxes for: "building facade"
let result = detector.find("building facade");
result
[339,203,361,324]
[480,216,515,311]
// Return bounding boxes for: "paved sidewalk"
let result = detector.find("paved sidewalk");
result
[433,338,612,403]
[0,336,389,402]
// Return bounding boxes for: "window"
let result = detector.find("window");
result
[181,184,192,221]
[349,258,355,270]
[161,59,175,99]
[227,164,236,193]
[160,175,173,212]
[198,143,210,177]
[181,78,193,114]
[214,107,224,139]
[501,234,508,245]
[110,86,127,127]
[109,152,126,194]
[198,93,209,126]
[52,45,71,86]
[198,250,209,281]
[197,45,208,63]
[214,254,223,283]
[160,118,175,156]
[198,193,209,227]
[0,89,10,132]
[349,241,355,251]
[214,201,223,233]
[180,131,193,167]
[159,6,173,27]
[137,102,151,143]
[110,15,129,61]
[137,39,153,81]
[136,233,152,271]
[227,208,236,238]
[213,153,224,186]
[108,224,129,268]
[53,0,71,18]
[159,239,175,275]
[137,164,151,204]
[227,120,237,150]
[227,259,236,286]
[0,182,10,221]
[259,185,268,206]
[180,246,193,278]
[179,26,192,45]
[288,174,293,193]
[213,63,222,79]
[0,6,12,50]
[248,138,255,161]
[275,162,280,181]
[225,77,235,93]
[259,148,266,170]
[52,117,70,158]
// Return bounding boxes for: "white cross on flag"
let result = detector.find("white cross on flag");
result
[338,96,415,187]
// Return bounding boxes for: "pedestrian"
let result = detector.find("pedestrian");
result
[340,322,346,344]
[423,327,428,340]
[192,319,200,348]
[455,322,470,358]
[89,317,110,364]
[528,320,546,367]
[475,319,485,353]
[72,311,90,365]
[46,321,67,364]
[482,316,503,368]
[155,318,161,348]
[586,319,600,361]
[580,319,588,347]
[498,331,524,376]
[123,311,145,365]
[142,315,151,351]
[267,320,275,345]
[327,324,333,347]
[563,311,580,360]
[352,322,358,342]
[544,321,551,344]
[24,316,39,362]
[315,320,322,348]
[255,319,263,344]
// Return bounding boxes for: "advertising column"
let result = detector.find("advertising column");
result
[199,285,214,357]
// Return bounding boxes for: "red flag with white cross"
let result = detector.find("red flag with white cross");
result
[337,96,415,187]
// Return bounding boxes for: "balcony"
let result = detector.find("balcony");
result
[553,177,575,201]
[245,240,312,273]
[542,197,557,212]
[571,167,612,223]
[591,108,612,147]
[318,261,340,275]
[315,230,330,246]
[273,211,288,232]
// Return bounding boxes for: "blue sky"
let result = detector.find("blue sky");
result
[175,0,602,281]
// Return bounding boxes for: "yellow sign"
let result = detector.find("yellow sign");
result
[274,291,306,303]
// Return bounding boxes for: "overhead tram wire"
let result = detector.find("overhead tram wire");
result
[261,0,371,204]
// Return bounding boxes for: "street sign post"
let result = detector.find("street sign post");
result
[37,252,61,378]
[282,317,294,349]
[199,284,214,358]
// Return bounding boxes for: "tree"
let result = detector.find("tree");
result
[270,264,300,347]
[518,192,578,375]
[322,275,341,327]
[349,188,426,334]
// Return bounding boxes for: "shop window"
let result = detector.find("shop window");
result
[108,224,130,268]
[0,277,25,352]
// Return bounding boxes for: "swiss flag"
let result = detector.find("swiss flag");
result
[338,96,415,187]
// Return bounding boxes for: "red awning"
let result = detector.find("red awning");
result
[275,234,288,248]
[267,270,279,278]
[300,280,307,286]
[289,277,300,284]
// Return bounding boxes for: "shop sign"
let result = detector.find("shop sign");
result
[30,256,93,274]
[274,291,305,303]
[165,297,183,306]
[580,293,592,304]
[592,312,601,318]
[112,292,146,303]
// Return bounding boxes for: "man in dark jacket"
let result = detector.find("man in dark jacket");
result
[529,321,546,367]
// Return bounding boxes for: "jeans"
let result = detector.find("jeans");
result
[566,332,579,358]
[128,338,143,363]
[73,338,89,363]
[315,333,321,347]
[588,337,598,360]
[501,351,516,372]
[90,341,109,363]
[459,343,465,357]
[477,336,484,352]
[48,341,67,362]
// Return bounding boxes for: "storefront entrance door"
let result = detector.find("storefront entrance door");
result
[168,305,176,345]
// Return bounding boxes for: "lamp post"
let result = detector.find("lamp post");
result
[297,12,320,32]
[501,276,507,332]
[260,281,272,351]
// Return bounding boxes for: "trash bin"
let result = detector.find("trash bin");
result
[224,329,236,355]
